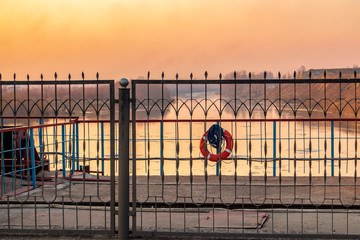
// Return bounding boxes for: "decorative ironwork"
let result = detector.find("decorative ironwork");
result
[131,70,360,238]
[0,74,116,234]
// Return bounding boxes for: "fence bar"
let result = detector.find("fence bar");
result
[331,121,334,176]
[1,117,3,194]
[273,121,276,177]
[144,122,147,172]
[29,129,36,188]
[76,122,79,170]
[62,125,66,178]
[72,122,75,175]
[160,121,164,176]
[216,121,220,176]
[118,83,130,240]
[109,80,116,233]
[18,131,23,188]
[1,134,4,194]
[11,131,14,191]
[39,118,43,165]
[131,79,137,235]
[101,122,104,176]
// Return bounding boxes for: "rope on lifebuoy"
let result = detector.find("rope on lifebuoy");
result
[199,125,233,162]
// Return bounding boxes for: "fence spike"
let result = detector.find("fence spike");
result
[96,72,99,80]
[249,72,251,79]
[234,71,236,80]
[339,71,342,79]
[68,74,71,81]
[219,73,222,80]
[205,71,208,79]
[27,74,29,81]
[54,72,57,80]
[264,71,267,79]
[278,72,281,79]
[40,74,43,81]
[147,71,150,80]
[161,72,164,80]
[176,73,178,80]
[13,73,16,81]
[309,71,312,79]
[355,70,357,79]
[82,72,85,80]
[324,71,326,79]
[0,73,2,80]
[190,73,193,80]
[293,71,296,79]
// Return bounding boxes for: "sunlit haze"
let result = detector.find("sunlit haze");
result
[1,0,359,80]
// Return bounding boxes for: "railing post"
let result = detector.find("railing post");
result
[76,122,79,170]
[1,119,5,194]
[72,122,75,175]
[39,118,43,165]
[216,121,220,176]
[144,122,147,172]
[273,121,276,177]
[160,121,163,176]
[11,131,15,191]
[62,125,66,178]
[118,78,130,240]
[101,122,105,176]
[30,129,36,188]
[331,121,334,177]
[18,131,23,188]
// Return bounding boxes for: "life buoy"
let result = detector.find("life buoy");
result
[199,128,233,162]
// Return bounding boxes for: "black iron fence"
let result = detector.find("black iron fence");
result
[2,70,360,239]
[0,74,116,235]
[128,71,360,238]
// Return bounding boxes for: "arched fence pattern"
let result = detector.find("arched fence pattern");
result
[2,71,360,238]
[0,75,116,235]
[129,71,360,238]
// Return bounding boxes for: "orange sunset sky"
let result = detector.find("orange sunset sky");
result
[0,0,359,80]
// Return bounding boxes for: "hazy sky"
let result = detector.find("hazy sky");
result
[0,0,359,80]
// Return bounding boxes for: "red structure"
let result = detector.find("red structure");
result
[0,128,49,176]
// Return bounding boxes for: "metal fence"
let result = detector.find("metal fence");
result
[0,74,116,235]
[129,71,360,238]
[2,71,360,239]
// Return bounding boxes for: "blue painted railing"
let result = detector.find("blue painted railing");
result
[0,117,346,195]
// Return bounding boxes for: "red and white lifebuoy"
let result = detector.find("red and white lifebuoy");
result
[199,129,233,162]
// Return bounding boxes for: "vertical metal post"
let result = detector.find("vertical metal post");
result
[101,122,105,176]
[131,80,137,235]
[11,131,14,191]
[62,125,66,178]
[109,81,116,233]
[72,122,75,174]
[303,121,306,173]
[1,119,4,194]
[144,122,147,172]
[18,131,23,188]
[118,79,130,240]
[39,118,43,164]
[76,122,79,170]
[160,121,163,176]
[30,129,36,188]
[216,121,220,176]
[260,121,263,162]
[87,123,90,168]
[273,121,276,177]
[331,121,334,177]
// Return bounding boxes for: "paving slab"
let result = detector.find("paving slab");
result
[1,172,360,238]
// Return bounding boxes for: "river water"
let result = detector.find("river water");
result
[40,106,360,178]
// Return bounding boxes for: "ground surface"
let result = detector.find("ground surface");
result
[1,172,360,238]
